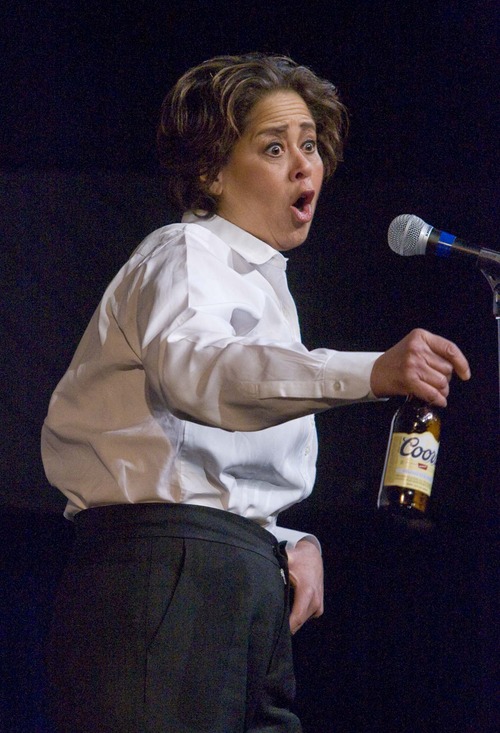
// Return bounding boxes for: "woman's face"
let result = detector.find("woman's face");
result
[211,90,324,251]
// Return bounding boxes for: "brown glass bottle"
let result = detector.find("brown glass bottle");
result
[377,396,441,514]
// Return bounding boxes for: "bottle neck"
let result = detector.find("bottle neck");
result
[402,394,441,429]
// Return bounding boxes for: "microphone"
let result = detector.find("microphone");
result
[388,214,500,267]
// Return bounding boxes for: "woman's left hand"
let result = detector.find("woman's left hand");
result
[287,539,324,634]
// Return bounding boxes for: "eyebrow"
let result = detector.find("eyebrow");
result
[255,121,317,138]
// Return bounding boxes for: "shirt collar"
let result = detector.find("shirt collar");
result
[182,211,287,269]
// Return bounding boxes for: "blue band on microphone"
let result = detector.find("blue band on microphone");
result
[436,230,455,257]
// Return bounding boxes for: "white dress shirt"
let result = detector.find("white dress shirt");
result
[41,213,382,545]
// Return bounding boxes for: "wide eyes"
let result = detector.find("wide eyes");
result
[302,140,317,153]
[265,139,317,157]
[266,143,283,157]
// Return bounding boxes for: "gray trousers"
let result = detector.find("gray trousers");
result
[45,503,302,733]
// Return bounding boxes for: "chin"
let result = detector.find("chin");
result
[267,223,311,251]
[276,238,308,252]
[286,228,311,250]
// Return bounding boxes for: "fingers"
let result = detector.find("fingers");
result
[411,344,453,405]
[422,331,471,382]
[289,592,323,634]
[370,328,471,406]
[407,330,471,405]
[413,382,449,408]
[286,540,324,634]
[289,583,324,635]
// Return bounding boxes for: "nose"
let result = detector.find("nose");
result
[289,147,313,180]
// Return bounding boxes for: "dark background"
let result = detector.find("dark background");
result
[1,1,498,731]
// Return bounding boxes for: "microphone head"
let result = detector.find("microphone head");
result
[388,214,428,256]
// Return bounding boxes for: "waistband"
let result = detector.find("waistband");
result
[74,503,284,564]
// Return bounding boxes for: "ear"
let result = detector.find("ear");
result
[200,172,223,197]
[208,175,223,196]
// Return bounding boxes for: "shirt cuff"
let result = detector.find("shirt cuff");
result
[323,351,383,400]
[272,526,322,554]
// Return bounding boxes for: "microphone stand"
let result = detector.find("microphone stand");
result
[478,255,500,426]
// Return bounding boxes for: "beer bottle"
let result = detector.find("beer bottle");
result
[377,395,441,514]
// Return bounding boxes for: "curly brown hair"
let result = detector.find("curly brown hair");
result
[157,53,348,215]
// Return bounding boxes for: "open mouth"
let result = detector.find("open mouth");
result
[291,190,315,224]
[293,190,314,211]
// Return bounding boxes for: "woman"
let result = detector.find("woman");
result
[42,54,470,733]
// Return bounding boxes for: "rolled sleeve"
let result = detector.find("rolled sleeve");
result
[272,526,322,553]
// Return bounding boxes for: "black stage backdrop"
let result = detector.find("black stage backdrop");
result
[1,2,498,731]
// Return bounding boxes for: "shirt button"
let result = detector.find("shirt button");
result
[333,380,342,391]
